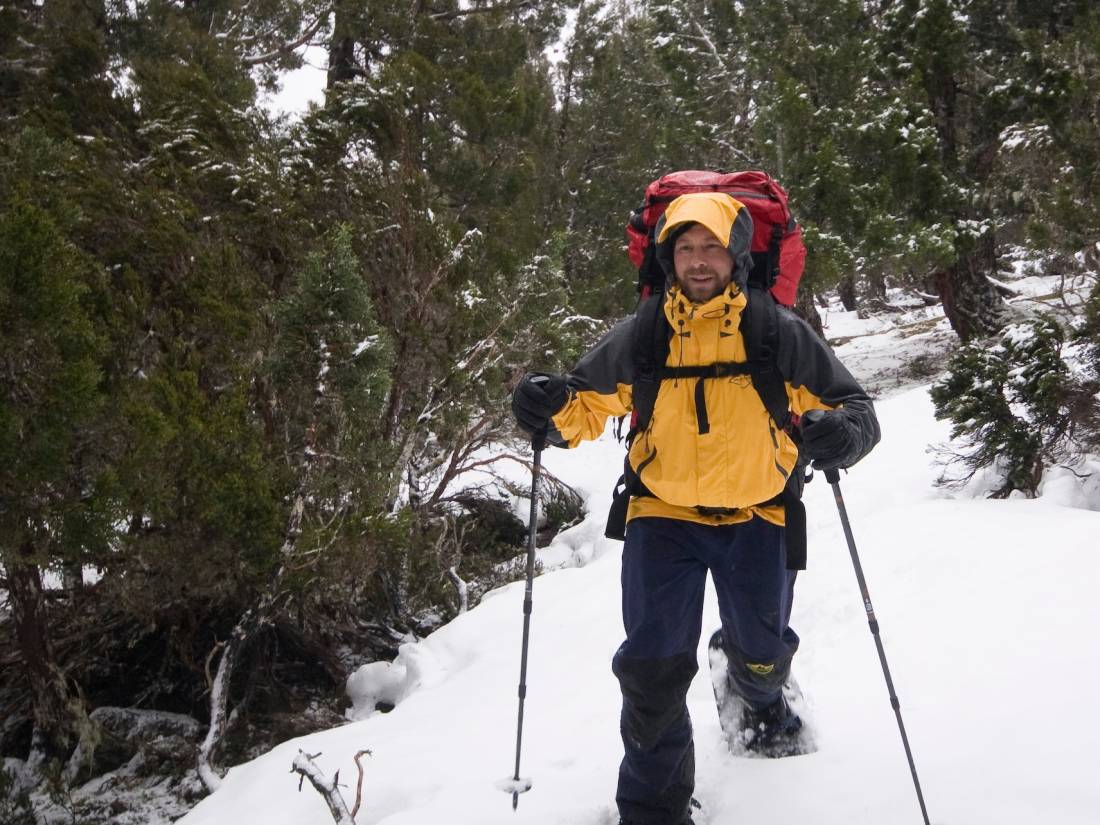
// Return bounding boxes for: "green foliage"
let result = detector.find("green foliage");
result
[0,189,114,569]
[270,225,394,444]
[931,316,1096,496]
[269,224,396,542]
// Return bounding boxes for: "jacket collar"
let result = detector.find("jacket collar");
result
[664,283,747,323]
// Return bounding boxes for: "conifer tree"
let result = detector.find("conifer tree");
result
[0,172,111,760]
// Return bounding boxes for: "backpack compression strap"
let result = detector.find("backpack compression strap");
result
[625,290,669,445]
[627,285,792,440]
[740,285,792,433]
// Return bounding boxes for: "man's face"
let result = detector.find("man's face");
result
[673,223,734,303]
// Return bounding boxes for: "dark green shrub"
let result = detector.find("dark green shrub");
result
[931,315,1098,496]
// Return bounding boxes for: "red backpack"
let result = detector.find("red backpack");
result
[625,170,806,306]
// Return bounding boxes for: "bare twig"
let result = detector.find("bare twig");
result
[1053,463,1094,480]
[351,749,372,818]
[424,416,495,506]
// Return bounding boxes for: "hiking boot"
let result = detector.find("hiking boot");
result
[737,692,807,757]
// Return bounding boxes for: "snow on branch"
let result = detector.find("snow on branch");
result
[290,749,372,825]
[445,567,469,613]
[419,228,485,306]
[689,21,723,67]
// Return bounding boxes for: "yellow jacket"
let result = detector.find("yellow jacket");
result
[548,283,878,528]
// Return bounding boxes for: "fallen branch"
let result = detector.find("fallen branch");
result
[291,750,355,824]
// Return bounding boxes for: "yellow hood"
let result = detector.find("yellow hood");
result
[654,192,755,287]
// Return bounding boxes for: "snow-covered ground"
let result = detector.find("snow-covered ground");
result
[179,297,1100,825]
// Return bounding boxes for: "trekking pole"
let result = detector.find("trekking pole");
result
[498,432,544,810]
[824,468,932,825]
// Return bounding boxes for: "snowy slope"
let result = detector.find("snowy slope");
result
[179,314,1100,825]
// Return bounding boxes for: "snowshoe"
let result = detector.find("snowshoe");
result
[737,691,806,757]
[617,797,701,825]
[707,629,816,757]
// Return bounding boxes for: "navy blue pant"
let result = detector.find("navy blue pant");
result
[612,516,799,825]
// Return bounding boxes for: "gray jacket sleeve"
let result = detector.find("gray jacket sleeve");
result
[566,316,636,395]
[774,307,881,466]
[545,317,636,447]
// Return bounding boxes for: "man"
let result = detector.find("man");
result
[512,192,880,825]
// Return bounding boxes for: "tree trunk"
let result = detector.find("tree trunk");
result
[837,273,857,312]
[917,15,1007,344]
[792,285,826,340]
[327,2,359,89]
[6,539,75,760]
[866,268,887,301]
[933,228,1007,343]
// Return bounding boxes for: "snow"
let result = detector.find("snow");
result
[999,124,1052,152]
[354,336,381,357]
[345,651,439,722]
[179,381,1100,823]
[821,300,957,397]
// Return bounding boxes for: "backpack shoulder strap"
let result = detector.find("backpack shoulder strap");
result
[627,290,671,444]
[741,286,792,432]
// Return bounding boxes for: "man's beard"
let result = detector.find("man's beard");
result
[678,267,727,302]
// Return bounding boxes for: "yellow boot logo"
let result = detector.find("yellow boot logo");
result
[747,662,775,676]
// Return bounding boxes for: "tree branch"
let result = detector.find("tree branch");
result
[416,228,484,321]
[689,22,723,67]
[429,0,536,21]
[444,567,469,613]
[242,9,331,66]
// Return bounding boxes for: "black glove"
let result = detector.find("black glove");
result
[799,408,862,471]
[512,373,568,437]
